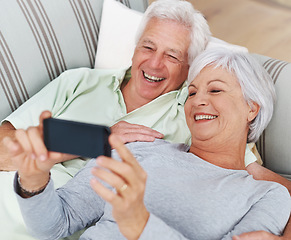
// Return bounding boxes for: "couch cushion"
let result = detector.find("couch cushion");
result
[0,0,148,121]
[252,53,291,178]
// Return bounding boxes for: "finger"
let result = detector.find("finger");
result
[112,121,163,138]
[117,133,156,144]
[109,135,146,184]
[124,125,163,137]
[2,136,21,156]
[38,110,52,133]
[91,166,127,194]
[95,155,143,194]
[90,177,122,205]
[236,231,275,240]
[15,129,35,158]
[109,134,140,168]
[27,127,48,161]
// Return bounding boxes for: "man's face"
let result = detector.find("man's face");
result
[130,17,190,102]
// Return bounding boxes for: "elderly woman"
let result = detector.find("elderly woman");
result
[5,48,290,240]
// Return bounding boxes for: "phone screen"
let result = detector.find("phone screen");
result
[43,118,111,158]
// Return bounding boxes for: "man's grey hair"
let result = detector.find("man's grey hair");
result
[187,48,276,143]
[135,0,211,66]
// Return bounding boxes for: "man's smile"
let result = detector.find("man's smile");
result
[143,71,166,83]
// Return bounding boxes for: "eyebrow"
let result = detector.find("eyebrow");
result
[141,39,155,45]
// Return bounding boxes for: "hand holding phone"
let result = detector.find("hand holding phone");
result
[43,118,111,158]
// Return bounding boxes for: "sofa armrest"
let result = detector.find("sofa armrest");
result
[252,53,291,178]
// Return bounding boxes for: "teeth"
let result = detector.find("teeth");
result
[144,72,165,82]
[195,115,217,121]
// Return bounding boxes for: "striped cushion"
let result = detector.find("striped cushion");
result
[252,54,291,179]
[0,0,148,121]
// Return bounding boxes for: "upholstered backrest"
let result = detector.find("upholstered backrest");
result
[253,54,291,179]
[0,0,148,121]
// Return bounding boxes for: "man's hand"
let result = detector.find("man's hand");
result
[0,121,17,171]
[233,231,282,240]
[110,121,164,144]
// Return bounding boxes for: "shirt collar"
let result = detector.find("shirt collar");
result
[112,67,188,105]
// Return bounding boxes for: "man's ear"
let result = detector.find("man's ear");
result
[247,102,260,122]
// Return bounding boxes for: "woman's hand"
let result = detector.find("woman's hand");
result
[3,111,75,193]
[90,134,149,240]
[110,121,163,144]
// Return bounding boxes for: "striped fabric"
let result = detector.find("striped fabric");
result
[0,0,148,121]
[252,53,291,179]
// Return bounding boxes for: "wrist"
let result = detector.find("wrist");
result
[17,172,51,198]
[130,210,150,240]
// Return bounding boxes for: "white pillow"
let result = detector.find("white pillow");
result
[94,0,143,69]
[94,0,248,69]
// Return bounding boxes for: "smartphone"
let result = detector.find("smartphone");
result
[43,118,111,158]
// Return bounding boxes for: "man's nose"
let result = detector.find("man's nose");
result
[148,52,164,69]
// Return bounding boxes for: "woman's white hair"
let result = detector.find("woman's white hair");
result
[187,48,276,143]
[135,0,211,66]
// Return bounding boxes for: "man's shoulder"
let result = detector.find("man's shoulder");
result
[60,67,128,80]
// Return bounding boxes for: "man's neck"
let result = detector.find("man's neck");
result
[121,79,149,113]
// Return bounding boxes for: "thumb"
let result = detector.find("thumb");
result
[38,111,52,133]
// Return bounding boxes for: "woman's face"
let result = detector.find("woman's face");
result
[185,66,258,146]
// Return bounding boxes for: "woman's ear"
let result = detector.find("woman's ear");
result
[247,102,260,122]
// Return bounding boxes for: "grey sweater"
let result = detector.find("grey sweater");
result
[15,140,291,240]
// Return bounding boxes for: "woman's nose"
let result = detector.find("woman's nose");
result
[192,92,209,107]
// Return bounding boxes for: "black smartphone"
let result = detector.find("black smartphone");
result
[43,118,111,158]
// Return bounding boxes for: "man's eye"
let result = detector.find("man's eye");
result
[169,55,178,60]
[167,54,180,62]
[143,46,153,50]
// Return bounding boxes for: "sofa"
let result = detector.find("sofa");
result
[0,1,148,239]
[0,0,290,238]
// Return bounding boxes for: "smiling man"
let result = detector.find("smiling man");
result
[0,0,210,171]
[0,1,210,238]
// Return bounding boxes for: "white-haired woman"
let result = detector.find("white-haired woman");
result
[6,48,290,240]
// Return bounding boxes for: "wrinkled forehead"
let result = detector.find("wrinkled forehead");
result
[140,18,191,55]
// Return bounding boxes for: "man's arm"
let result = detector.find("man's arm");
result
[246,162,291,194]
[0,122,16,171]
[245,162,291,240]
[234,217,291,240]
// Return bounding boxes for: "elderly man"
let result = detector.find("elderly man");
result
[1,0,291,239]
[0,0,210,239]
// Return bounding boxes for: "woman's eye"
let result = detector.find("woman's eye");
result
[210,90,221,94]
[189,92,196,97]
